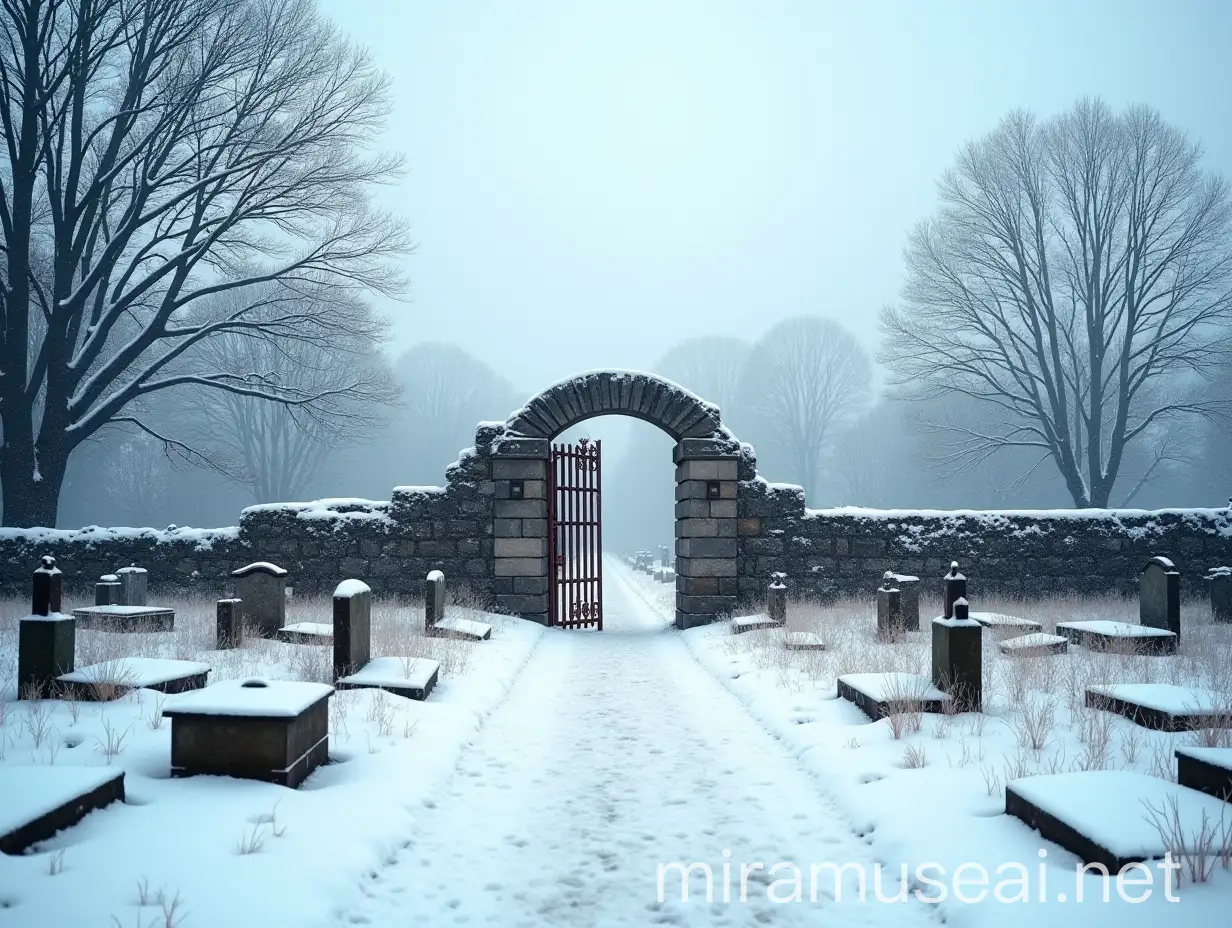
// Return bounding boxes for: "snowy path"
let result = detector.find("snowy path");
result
[335,559,935,927]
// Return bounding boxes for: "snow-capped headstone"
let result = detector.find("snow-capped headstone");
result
[884,570,920,631]
[876,581,902,641]
[19,556,74,699]
[332,579,371,681]
[659,545,670,568]
[1206,566,1231,625]
[942,561,966,619]
[932,596,982,712]
[230,562,288,637]
[425,570,445,629]
[95,574,121,606]
[1139,556,1180,642]
[766,573,787,625]
[115,565,147,607]
[216,599,244,650]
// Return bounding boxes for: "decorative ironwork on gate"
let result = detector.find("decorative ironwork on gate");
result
[548,438,603,629]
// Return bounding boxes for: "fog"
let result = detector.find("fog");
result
[5,0,1232,531]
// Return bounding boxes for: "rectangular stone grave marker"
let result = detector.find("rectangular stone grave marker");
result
[1207,567,1231,625]
[425,570,445,629]
[942,562,966,619]
[231,562,288,637]
[1140,556,1180,643]
[115,565,148,607]
[932,596,982,711]
[885,571,920,631]
[332,579,371,681]
[876,583,903,641]
[216,599,244,650]
[95,574,121,606]
[767,573,787,625]
[19,557,74,699]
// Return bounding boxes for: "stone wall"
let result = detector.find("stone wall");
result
[736,468,1232,604]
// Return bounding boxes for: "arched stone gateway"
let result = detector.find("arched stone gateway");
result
[486,371,753,629]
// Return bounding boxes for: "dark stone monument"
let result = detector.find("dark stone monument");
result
[876,582,903,641]
[766,572,787,625]
[1207,566,1231,625]
[116,565,148,607]
[425,569,445,629]
[885,570,920,631]
[932,597,982,712]
[231,562,288,636]
[1140,556,1180,643]
[19,556,75,698]
[943,561,966,619]
[332,579,372,681]
[95,574,121,606]
[659,545,670,568]
[216,599,244,650]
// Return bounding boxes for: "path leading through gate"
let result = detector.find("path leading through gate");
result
[335,558,930,928]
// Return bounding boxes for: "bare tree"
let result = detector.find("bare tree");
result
[653,337,751,417]
[180,289,398,503]
[881,99,1232,508]
[735,316,872,500]
[0,0,409,526]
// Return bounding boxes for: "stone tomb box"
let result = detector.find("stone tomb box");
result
[163,678,332,788]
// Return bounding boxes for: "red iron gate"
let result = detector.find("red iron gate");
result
[548,438,603,629]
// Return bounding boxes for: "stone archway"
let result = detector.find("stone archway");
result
[483,371,748,630]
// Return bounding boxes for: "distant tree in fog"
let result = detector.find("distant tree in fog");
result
[735,316,872,500]
[653,337,751,416]
[881,98,1232,508]
[102,435,174,525]
[0,0,408,526]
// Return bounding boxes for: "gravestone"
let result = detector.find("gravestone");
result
[1140,556,1180,643]
[18,556,75,699]
[766,572,787,625]
[884,570,920,631]
[115,566,147,607]
[95,574,121,606]
[216,599,244,650]
[932,597,982,712]
[876,583,902,641]
[943,562,966,619]
[1207,567,1231,625]
[332,579,371,681]
[231,562,288,637]
[659,545,670,568]
[425,569,445,629]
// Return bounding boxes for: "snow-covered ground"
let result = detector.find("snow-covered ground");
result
[2,561,1231,927]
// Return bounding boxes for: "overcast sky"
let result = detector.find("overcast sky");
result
[317,0,1232,403]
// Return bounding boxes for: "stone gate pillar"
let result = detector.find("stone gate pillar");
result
[489,437,551,622]
[673,437,741,629]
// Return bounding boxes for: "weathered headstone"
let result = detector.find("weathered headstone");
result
[659,545,670,568]
[231,562,288,637]
[425,570,446,629]
[115,565,148,607]
[943,561,966,619]
[95,574,121,606]
[884,570,920,631]
[216,599,244,650]
[767,573,787,625]
[19,557,74,699]
[932,596,982,712]
[332,579,372,681]
[1140,556,1180,643]
[876,583,902,641]
[1206,566,1231,625]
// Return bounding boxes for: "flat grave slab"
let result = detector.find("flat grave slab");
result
[1085,683,1232,732]
[58,657,210,700]
[337,657,440,701]
[276,622,333,645]
[784,631,826,652]
[970,611,1042,632]
[732,613,779,635]
[163,678,333,788]
[71,604,174,633]
[1006,770,1229,872]
[999,633,1068,656]
[0,766,125,854]
[426,615,493,641]
[1175,746,1232,801]
[836,672,951,722]
[1056,619,1176,655]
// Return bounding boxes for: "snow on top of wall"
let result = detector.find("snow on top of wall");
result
[0,523,239,550]
[242,498,393,523]
[391,485,447,496]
